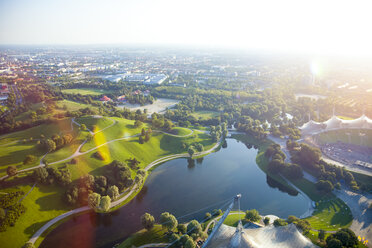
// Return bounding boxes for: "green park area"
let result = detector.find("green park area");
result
[61,88,113,96]
[0,115,215,248]
[190,111,220,120]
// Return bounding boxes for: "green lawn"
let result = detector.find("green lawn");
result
[118,225,168,248]
[0,180,72,248]
[169,127,192,136]
[0,118,78,177]
[289,178,352,231]
[190,111,220,120]
[79,117,146,152]
[61,88,112,96]
[305,198,352,231]
[223,212,246,227]
[56,130,214,181]
[55,99,99,112]
[314,129,372,147]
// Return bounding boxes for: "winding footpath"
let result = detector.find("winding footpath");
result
[25,120,222,245]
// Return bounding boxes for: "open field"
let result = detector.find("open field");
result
[61,88,113,95]
[190,111,220,120]
[0,119,78,177]
[0,179,72,248]
[56,130,213,181]
[289,178,352,231]
[314,129,372,147]
[55,100,99,112]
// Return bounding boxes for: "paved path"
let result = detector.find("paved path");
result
[27,128,222,245]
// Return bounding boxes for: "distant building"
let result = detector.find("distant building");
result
[100,95,112,102]
[117,95,126,102]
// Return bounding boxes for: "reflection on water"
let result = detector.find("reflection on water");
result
[41,138,308,248]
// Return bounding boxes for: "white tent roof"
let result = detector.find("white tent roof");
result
[300,114,372,135]
[206,224,316,248]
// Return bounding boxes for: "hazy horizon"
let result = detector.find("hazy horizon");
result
[1,0,372,57]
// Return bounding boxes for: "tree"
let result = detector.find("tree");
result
[45,139,56,152]
[184,238,196,248]
[188,147,195,157]
[263,217,270,226]
[267,159,284,174]
[205,212,212,220]
[134,120,143,128]
[245,209,261,222]
[177,224,187,234]
[326,238,342,248]
[318,229,325,241]
[0,208,5,220]
[6,165,17,177]
[33,167,49,184]
[187,220,202,235]
[88,193,101,209]
[141,213,155,230]
[273,219,288,227]
[99,196,111,212]
[316,180,334,193]
[23,155,37,165]
[107,185,119,200]
[80,124,87,131]
[160,212,178,232]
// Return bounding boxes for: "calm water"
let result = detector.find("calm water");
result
[40,139,308,248]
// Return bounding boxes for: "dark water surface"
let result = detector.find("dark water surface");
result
[40,138,308,248]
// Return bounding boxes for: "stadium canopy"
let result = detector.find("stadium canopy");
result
[205,223,316,248]
[300,115,372,135]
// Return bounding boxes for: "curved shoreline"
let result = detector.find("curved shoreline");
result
[27,134,223,245]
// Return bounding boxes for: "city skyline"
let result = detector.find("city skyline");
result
[1,0,372,57]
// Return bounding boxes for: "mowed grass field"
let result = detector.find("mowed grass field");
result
[190,110,220,120]
[61,88,113,96]
[314,129,372,147]
[169,127,193,136]
[0,179,72,248]
[55,99,99,112]
[290,178,352,231]
[0,118,79,177]
[55,130,214,180]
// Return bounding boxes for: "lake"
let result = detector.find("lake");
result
[40,138,308,248]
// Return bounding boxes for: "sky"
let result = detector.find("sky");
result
[0,0,372,57]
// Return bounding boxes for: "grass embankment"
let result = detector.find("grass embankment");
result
[0,118,78,177]
[61,88,113,96]
[290,178,352,231]
[118,225,168,248]
[0,177,72,248]
[169,127,192,136]
[314,129,372,147]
